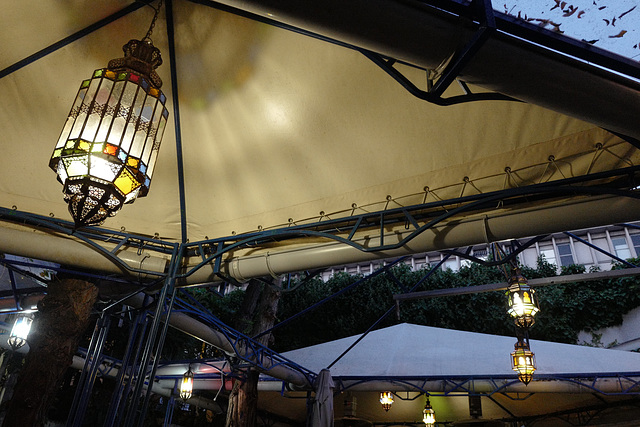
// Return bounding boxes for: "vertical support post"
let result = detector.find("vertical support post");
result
[103,304,152,427]
[7,270,21,311]
[165,0,188,244]
[163,395,176,427]
[67,313,112,427]
[119,243,182,427]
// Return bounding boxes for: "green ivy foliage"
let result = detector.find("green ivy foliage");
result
[191,257,640,352]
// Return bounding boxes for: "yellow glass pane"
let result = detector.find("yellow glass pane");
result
[91,143,104,153]
[126,158,139,169]
[65,140,75,149]
[79,140,91,151]
[114,169,140,195]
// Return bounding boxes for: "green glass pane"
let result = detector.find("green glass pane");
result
[93,69,103,78]
[81,79,91,89]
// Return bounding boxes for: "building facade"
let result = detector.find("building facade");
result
[320,222,640,281]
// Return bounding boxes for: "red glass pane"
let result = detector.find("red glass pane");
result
[129,74,140,83]
[103,144,118,156]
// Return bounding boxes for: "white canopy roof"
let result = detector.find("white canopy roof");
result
[284,323,640,380]
[263,323,640,425]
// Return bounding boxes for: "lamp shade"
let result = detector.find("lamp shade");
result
[422,398,436,426]
[379,391,393,411]
[180,367,194,400]
[506,268,540,328]
[8,315,33,351]
[49,39,168,227]
[511,338,536,385]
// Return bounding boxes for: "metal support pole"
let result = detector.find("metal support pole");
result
[120,243,182,427]
[67,313,112,427]
[103,304,151,427]
[163,395,176,427]
[166,0,189,244]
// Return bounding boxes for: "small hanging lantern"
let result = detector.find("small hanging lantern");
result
[422,397,436,426]
[179,366,194,400]
[379,391,393,411]
[511,337,536,385]
[506,268,540,329]
[49,4,168,228]
[8,314,33,351]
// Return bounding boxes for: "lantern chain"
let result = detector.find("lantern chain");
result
[143,0,164,42]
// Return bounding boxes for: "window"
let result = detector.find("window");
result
[612,237,631,260]
[631,234,640,258]
[473,248,488,260]
[539,248,556,265]
[556,243,574,266]
[443,258,459,272]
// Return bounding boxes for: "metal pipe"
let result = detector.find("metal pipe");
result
[65,355,224,412]
[0,223,168,276]
[188,196,640,284]
[124,293,313,388]
[1,195,640,286]
[331,378,640,394]
[202,0,640,139]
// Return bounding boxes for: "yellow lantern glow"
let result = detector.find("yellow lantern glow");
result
[49,39,168,227]
[422,398,435,426]
[511,338,536,385]
[379,391,393,411]
[506,268,540,329]
[180,366,194,400]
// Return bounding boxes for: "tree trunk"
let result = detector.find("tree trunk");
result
[226,279,280,427]
[2,278,98,427]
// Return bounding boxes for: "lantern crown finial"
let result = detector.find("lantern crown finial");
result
[107,39,163,88]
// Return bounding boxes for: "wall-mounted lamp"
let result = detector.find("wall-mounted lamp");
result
[379,391,393,411]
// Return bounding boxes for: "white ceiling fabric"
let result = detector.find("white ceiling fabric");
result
[1,0,638,246]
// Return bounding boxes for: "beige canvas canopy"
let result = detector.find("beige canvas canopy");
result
[1,0,639,278]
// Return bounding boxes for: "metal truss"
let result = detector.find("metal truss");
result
[335,372,640,397]
[0,206,175,279]
[439,235,548,267]
[180,164,640,284]
[188,0,640,108]
[173,290,317,385]
[361,0,518,106]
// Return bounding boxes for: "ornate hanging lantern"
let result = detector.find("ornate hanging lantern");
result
[379,391,394,411]
[179,366,194,400]
[49,4,168,228]
[506,268,540,329]
[8,314,33,351]
[422,397,436,426]
[511,337,536,385]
